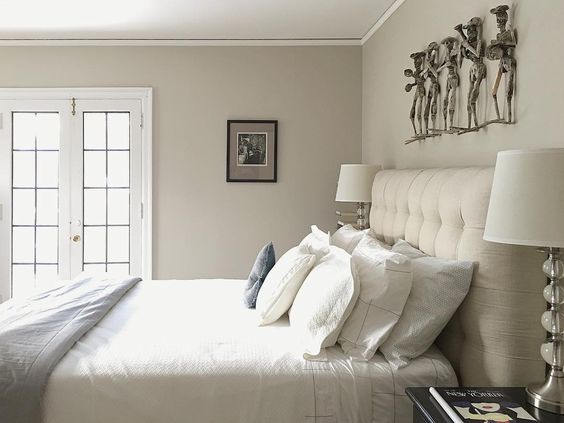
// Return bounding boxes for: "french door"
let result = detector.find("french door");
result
[0,91,151,301]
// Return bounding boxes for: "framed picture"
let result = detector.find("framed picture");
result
[226,120,278,182]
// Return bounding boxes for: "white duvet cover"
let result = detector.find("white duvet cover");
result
[43,279,457,423]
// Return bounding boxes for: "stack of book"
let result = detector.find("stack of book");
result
[335,210,357,229]
[429,387,537,422]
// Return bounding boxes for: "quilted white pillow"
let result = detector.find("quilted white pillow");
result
[299,225,330,260]
[330,224,369,254]
[379,239,474,367]
[256,246,316,325]
[338,235,412,360]
[290,246,359,359]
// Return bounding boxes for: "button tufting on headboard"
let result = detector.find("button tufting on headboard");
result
[370,167,545,387]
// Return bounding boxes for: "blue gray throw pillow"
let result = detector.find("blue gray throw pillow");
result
[243,242,275,309]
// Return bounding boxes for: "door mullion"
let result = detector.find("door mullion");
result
[57,104,73,280]
[68,105,84,277]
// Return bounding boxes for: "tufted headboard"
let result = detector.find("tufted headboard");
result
[369,167,545,387]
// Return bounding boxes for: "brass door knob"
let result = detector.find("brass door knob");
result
[72,234,81,242]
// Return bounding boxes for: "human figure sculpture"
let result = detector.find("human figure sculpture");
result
[486,5,516,122]
[438,36,460,130]
[455,17,486,128]
[423,42,440,132]
[404,51,427,135]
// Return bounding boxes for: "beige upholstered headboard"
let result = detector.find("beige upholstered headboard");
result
[369,167,545,387]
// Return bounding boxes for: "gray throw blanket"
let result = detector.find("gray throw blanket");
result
[0,275,141,423]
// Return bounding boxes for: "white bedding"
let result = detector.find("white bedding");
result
[43,279,457,423]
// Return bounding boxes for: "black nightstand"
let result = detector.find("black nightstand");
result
[406,387,563,423]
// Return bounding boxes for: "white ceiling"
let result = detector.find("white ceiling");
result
[0,0,399,44]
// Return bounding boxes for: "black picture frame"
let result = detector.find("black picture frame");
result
[226,120,278,182]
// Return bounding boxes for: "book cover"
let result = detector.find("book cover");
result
[429,387,537,423]
[335,211,357,218]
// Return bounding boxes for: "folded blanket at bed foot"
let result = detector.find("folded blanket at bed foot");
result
[0,274,141,423]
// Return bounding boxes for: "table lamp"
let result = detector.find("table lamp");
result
[484,148,564,414]
[335,164,380,230]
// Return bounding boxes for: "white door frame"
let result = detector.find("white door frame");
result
[0,88,152,301]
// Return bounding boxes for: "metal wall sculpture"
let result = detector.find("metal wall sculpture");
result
[439,36,460,132]
[486,5,517,123]
[405,52,427,135]
[404,4,516,144]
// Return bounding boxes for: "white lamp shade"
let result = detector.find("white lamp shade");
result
[335,164,381,203]
[484,148,564,248]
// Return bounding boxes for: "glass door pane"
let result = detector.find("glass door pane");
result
[82,112,131,275]
[11,112,60,298]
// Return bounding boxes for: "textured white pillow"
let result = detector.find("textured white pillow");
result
[338,235,412,360]
[290,246,359,359]
[330,224,369,254]
[379,239,474,367]
[299,225,330,260]
[256,246,316,325]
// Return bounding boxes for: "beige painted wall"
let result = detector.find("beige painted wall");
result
[363,0,564,169]
[0,46,361,279]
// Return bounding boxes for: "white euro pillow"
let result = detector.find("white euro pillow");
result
[338,234,412,360]
[290,246,359,359]
[299,225,330,260]
[379,239,474,367]
[256,246,316,325]
[330,224,369,254]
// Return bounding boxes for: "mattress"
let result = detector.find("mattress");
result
[43,279,457,423]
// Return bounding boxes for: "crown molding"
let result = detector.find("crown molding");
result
[0,1,406,47]
[361,0,405,45]
[0,38,362,47]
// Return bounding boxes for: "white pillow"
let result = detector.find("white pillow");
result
[299,225,330,260]
[338,235,412,360]
[290,246,359,359]
[330,224,369,254]
[379,239,474,367]
[256,246,316,325]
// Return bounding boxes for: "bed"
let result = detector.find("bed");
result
[43,279,456,423]
[2,167,548,423]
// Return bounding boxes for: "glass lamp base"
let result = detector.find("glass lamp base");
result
[356,202,368,230]
[527,374,564,414]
